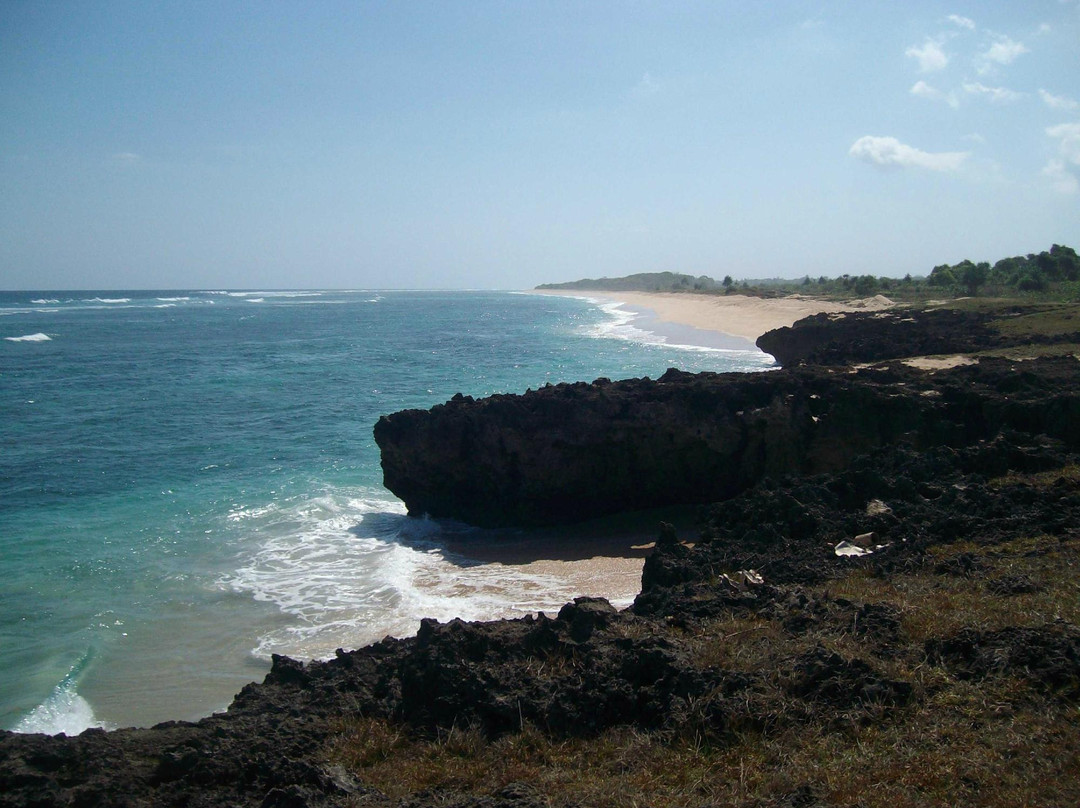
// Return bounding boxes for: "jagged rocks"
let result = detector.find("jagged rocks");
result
[375,357,1080,528]
[754,305,1080,366]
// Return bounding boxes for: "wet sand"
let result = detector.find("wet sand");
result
[535,288,893,342]
[507,288,891,605]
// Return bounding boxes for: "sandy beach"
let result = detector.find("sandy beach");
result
[436,506,702,611]
[536,288,893,342]
[513,288,894,605]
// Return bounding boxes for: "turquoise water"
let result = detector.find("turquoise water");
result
[0,290,771,733]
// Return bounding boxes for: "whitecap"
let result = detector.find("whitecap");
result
[12,653,112,736]
[31,298,60,304]
[156,297,190,302]
[226,291,324,299]
[583,300,769,360]
[245,298,264,303]
[82,298,130,304]
[1,308,58,316]
[5,332,51,342]
[13,685,107,736]
[224,489,637,662]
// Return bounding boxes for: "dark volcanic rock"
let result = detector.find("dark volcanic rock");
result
[755,305,1080,366]
[375,357,1080,527]
[756,308,1001,365]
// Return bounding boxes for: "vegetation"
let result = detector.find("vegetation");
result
[537,271,722,293]
[329,516,1080,806]
[538,245,1080,303]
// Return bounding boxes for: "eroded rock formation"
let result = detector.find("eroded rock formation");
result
[375,357,1080,527]
[755,304,1080,366]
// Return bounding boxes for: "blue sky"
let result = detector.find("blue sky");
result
[1,1,1077,290]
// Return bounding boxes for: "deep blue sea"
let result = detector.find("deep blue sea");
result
[0,289,772,734]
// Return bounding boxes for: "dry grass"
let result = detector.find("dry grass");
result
[978,342,1080,360]
[990,303,1080,339]
[327,514,1080,806]
[686,615,786,671]
[988,463,1080,490]
[820,536,1080,641]
[329,692,1080,807]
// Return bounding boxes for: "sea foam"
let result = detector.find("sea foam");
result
[223,490,619,662]
[5,333,52,342]
[13,652,111,736]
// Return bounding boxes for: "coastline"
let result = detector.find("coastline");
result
[533,288,893,343]
[464,290,854,611]
[7,300,1078,806]
[395,289,893,613]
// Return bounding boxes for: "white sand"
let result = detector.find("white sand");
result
[535,289,893,342]
[473,288,894,608]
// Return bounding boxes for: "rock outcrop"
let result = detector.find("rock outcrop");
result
[375,357,1080,527]
[755,304,1080,366]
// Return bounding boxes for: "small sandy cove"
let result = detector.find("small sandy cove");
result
[536,288,893,342]
[504,288,894,608]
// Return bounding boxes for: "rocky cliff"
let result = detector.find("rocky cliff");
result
[755,304,1080,366]
[374,357,1080,528]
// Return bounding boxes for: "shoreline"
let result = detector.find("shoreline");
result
[393,289,896,622]
[533,288,893,343]
[424,291,872,625]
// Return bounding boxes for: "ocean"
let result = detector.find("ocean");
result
[0,289,772,734]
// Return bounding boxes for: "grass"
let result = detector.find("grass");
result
[989,303,1080,339]
[327,467,1080,806]
[821,536,1080,642]
[329,693,1080,807]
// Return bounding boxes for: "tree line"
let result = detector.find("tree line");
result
[537,245,1080,301]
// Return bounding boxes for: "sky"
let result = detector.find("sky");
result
[1,1,1078,290]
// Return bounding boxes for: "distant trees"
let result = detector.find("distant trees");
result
[536,245,1079,301]
[926,246,1079,296]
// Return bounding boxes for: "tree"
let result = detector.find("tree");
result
[961,261,989,295]
[1016,272,1047,292]
[854,275,878,296]
[722,275,733,288]
[928,265,956,287]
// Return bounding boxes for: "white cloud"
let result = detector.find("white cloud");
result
[1039,89,1079,110]
[1043,123,1080,194]
[905,38,949,72]
[910,80,959,108]
[963,81,1022,102]
[1043,159,1078,194]
[977,36,1028,72]
[1047,122,1080,165]
[947,14,976,30]
[849,136,969,172]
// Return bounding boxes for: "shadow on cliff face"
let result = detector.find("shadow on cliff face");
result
[348,505,701,566]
